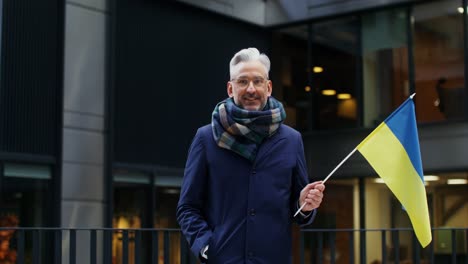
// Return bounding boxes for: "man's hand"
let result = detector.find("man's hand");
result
[299,181,325,212]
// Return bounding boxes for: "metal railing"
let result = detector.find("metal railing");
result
[300,228,468,264]
[0,227,466,264]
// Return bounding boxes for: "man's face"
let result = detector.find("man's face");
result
[227,60,272,111]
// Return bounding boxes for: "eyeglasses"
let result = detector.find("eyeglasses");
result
[231,77,268,89]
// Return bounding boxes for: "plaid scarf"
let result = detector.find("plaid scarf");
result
[211,96,286,162]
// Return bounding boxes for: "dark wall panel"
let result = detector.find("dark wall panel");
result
[0,0,62,157]
[113,1,271,167]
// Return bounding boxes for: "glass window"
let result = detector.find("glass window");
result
[311,16,360,130]
[413,0,466,122]
[112,170,151,264]
[154,186,180,229]
[0,163,53,263]
[271,25,309,131]
[366,171,468,263]
[362,8,409,127]
[154,171,182,264]
[300,179,355,263]
[365,177,429,263]
[273,17,361,131]
[112,168,184,264]
[1,163,52,227]
[425,172,467,251]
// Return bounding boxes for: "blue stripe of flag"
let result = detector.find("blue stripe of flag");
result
[384,98,424,180]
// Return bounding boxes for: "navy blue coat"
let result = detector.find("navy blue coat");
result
[177,124,316,264]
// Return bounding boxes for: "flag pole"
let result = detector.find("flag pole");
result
[294,147,358,217]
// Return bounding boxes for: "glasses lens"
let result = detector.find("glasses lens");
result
[235,78,265,88]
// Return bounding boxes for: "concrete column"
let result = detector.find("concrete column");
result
[61,0,107,262]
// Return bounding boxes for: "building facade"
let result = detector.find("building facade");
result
[0,0,466,263]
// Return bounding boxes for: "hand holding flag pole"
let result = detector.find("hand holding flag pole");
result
[293,148,357,217]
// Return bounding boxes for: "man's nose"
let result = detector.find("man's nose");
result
[246,82,256,93]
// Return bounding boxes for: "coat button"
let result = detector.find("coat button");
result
[249,209,256,216]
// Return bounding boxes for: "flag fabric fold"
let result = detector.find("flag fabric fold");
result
[357,96,432,247]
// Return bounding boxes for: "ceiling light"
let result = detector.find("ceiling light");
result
[322,89,336,96]
[374,178,385,183]
[424,175,439,181]
[163,188,180,194]
[313,66,323,73]
[337,93,351,99]
[447,179,467,185]
[458,7,464,13]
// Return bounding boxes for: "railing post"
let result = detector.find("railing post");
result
[360,229,366,264]
[90,229,97,264]
[310,232,316,264]
[392,230,399,264]
[299,231,304,264]
[135,230,141,264]
[55,229,62,264]
[122,230,129,264]
[164,230,170,264]
[317,231,323,264]
[17,229,25,264]
[33,229,41,264]
[329,231,336,264]
[381,230,387,264]
[349,231,354,264]
[104,229,112,264]
[70,229,76,264]
[451,229,457,264]
[152,230,159,264]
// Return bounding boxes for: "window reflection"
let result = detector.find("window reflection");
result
[311,17,360,130]
[112,169,184,264]
[273,0,468,130]
[302,180,355,263]
[272,25,309,131]
[362,8,409,127]
[366,171,468,263]
[0,163,52,264]
[112,170,151,264]
[154,186,181,264]
[274,18,361,131]
[413,0,466,122]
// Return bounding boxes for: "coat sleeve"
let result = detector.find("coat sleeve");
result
[292,131,317,226]
[176,128,212,257]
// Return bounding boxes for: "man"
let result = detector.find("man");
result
[177,48,325,264]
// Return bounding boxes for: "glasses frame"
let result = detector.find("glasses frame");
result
[230,76,269,89]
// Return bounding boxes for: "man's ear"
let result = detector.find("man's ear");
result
[267,80,273,96]
[227,81,234,97]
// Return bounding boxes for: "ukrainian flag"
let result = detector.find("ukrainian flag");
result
[357,95,432,247]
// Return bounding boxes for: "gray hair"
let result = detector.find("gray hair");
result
[229,48,271,79]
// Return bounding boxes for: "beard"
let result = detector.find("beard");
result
[236,95,267,111]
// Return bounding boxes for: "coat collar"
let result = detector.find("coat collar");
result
[254,125,287,164]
